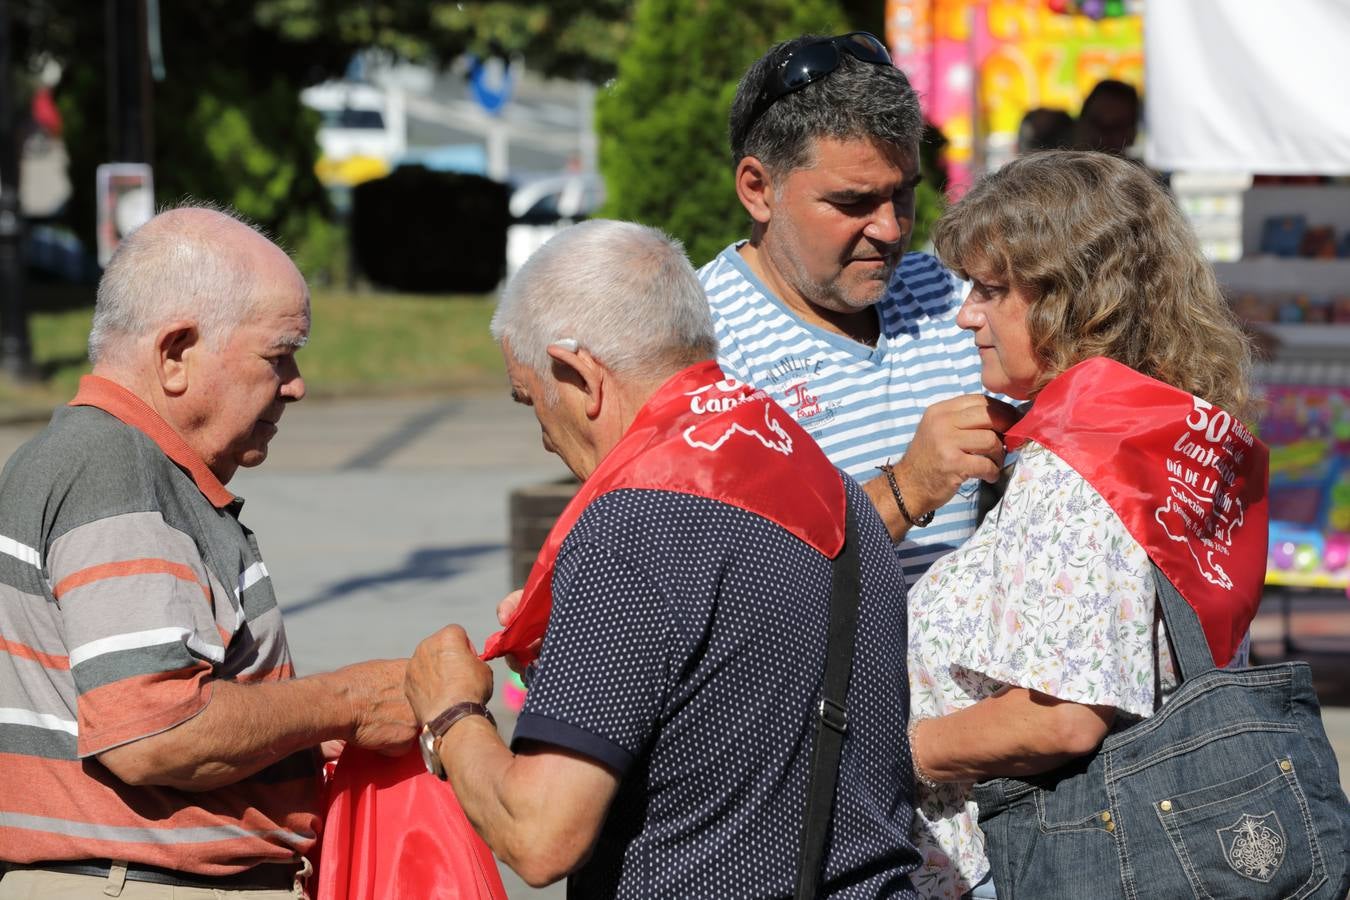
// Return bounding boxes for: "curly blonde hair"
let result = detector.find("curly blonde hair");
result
[932,151,1254,420]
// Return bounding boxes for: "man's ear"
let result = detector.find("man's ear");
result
[735,156,776,226]
[546,343,606,420]
[155,321,199,396]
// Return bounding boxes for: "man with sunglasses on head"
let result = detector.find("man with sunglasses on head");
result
[699,33,1021,585]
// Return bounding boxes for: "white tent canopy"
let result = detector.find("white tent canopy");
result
[1145,0,1350,174]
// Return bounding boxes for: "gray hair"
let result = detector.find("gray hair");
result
[491,220,717,400]
[730,35,924,177]
[89,204,268,364]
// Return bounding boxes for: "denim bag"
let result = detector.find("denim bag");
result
[972,565,1350,899]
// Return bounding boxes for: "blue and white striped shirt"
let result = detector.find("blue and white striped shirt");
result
[698,243,986,585]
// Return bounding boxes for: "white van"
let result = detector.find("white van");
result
[300,81,406,184]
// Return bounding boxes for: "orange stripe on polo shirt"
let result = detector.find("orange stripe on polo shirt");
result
[0,635,69,670]
[53,558,212,604]
[0,828,294,873]
[77,668,213,757]
[0,755,321,827]
[0,754,320,871]
[234,661,295,684]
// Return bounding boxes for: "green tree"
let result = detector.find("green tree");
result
[597,0,847,268]
[254,0,631,83]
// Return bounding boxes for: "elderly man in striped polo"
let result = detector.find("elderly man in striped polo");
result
[698,33,1021,585]
[0,206,416,898]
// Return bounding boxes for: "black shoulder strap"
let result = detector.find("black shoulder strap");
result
[794,494,862,900]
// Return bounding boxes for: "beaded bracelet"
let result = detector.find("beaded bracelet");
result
[907,717,943,791]
[876,462,935,528]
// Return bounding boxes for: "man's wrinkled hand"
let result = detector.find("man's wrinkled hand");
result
[340,659,418,754]
[406,625,495,724]
[896,394,1023,515]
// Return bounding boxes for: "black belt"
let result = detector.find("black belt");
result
[6,859,300,891]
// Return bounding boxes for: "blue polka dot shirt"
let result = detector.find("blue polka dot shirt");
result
[513,477,920,898]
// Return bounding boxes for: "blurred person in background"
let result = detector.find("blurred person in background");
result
[1016,107,1075,155]
[1075,79,1140,156]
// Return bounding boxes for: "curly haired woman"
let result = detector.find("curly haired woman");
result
[904,151,1269,899]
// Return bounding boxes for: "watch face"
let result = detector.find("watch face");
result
[419,724,445,779]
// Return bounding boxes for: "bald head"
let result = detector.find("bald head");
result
[89,205,307,365]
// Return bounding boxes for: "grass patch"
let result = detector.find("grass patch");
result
[304,289,503,393]
[0,284,503,418]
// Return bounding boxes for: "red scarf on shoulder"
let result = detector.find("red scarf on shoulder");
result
[314,362,844,898]
[481,360,846,665]
[1006,357,1269,666]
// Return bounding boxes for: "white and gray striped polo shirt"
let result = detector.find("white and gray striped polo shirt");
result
[0,376,319,872]
[698,244,986,585]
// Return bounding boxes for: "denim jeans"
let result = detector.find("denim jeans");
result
[972,566,1350,899]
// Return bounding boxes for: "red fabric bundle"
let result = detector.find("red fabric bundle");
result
[314,747,507,900]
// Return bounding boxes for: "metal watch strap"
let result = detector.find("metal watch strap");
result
[427,701,496,740]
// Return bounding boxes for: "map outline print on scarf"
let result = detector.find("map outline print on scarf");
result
[1006,356,1270,667]
[682,380,795,456]
[482,360,844,665]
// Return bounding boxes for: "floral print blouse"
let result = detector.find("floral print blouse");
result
[906,441,1177,899]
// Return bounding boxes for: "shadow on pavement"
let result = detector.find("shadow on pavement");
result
[281,543,503,616]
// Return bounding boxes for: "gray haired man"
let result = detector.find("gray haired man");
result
[698,33,1021,584]
[406,219,921,896]
[0,207,417,898]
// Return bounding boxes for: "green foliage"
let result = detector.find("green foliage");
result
[288,212,350,287]
[424,1,631,83]
[596,0,850,267]
[246,0,634,83]
[40,2,342,265]
[161,72,330,243]
[1,283,503,414]
[912,124,952,251]
[911,181,946,252]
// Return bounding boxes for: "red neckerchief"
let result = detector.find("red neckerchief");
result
[1006,357,1269,666]
[481,360,845,664]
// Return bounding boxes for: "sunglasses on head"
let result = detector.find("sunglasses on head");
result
[744,32,894,136]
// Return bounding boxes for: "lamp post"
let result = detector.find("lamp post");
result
[107,0,152,164]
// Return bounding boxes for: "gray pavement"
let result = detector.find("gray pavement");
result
[3,390,1349,896]
[233,392,569,899]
